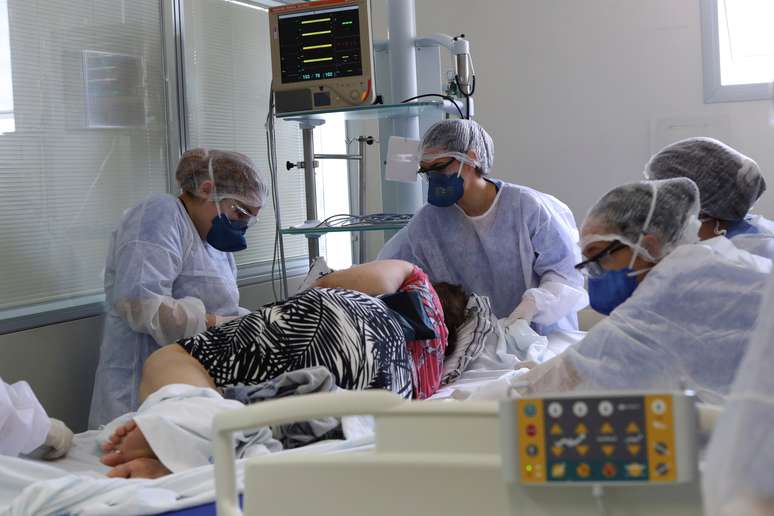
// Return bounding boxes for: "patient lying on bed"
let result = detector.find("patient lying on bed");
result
[99,259,469,478]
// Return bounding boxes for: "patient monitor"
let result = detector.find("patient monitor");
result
[268,0,376,114]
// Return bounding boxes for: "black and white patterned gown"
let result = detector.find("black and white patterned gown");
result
[176,287,413,399]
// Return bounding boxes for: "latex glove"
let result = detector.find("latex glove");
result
[206,314,240,328]
[214,315,240,327]
[502,297,538,328]
[42,418,73,460]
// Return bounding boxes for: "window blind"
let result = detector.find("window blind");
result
[181,0,308,268]
[0,0,168,314]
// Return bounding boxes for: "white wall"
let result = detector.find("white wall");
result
[372,0,774,221]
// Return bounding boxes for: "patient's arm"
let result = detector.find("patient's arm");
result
[313,259,414,296]
[138,344,215,403]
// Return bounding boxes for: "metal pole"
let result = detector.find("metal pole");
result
[385,0,422,214]
[301,123,320,263]
[314,153,361,160]
[358,136,368,262]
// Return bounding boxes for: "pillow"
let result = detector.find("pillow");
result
[295,257,334,294]
[440,294,496,386]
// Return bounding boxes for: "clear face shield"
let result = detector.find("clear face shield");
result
[385,136,480,207]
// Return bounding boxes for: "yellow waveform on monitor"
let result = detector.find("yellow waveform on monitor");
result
[303,44,333,50]
[302,30,332,37]
[301,17,331,25]
[303,57,334,63]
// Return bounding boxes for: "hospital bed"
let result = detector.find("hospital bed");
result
[212,390,713,516]
[0,388,715,515]
[0,329,715,515]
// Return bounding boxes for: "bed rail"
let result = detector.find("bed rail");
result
[213,390,404,516]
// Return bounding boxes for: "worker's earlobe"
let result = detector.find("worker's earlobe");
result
[641,234,662,262]
[199,180,214,197]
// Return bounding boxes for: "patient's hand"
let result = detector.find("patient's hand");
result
[100,419,171,478]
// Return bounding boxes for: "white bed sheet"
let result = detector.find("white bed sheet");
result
[0,434,374,516]
[431,330,585,400]
[0,330,584,515]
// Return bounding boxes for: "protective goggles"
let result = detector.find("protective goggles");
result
[417,151,478,175]
[417,158,457,176]
[218,198,259,227]
[574,240,628,278]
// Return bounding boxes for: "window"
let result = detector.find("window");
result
[0,0,352,332]
[0,0,169,332]
[0,0,13,134]
[181,0,352,278]
[314,118,354,271]
[702,0,774,102]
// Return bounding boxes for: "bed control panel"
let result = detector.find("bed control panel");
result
[499,392,697,485]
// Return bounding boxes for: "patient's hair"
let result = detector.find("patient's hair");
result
[432,282,470,358]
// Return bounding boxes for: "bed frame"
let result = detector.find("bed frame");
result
[210,391,705,516]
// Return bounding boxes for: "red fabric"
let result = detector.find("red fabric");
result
[399,266,448,399]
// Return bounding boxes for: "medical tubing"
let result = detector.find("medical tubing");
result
[309,213,411,229]
[453,74,476,119]
[265,83,288,301]
[400,93,465,119]
[266,91,279,300]
[591,484,610,516]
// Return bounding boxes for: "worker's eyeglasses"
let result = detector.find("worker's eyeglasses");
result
[574,241,627,278]
[417,158,456,177]
[221,199,259,227]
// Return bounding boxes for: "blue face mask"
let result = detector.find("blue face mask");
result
[427,171,464,207]
[724,218,759,238]
[587,268,639,316]
[207,214,248,252]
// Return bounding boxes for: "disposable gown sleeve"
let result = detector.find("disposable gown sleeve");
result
[377,225,432,272]
[0,379,50,456]
[113,226,207,347]
[520,200,588,326]
[377,227,414,261]
[703,273,774,516]
[516,308,684,395]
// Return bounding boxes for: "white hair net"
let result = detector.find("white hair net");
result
[581,178,701,262]
[420,119,494,174]
[644,137,766,221]
[703,271,774,516]
[175,148,268,208]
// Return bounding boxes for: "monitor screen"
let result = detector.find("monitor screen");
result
[277,5,363,84]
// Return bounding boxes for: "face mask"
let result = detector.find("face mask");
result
[587,268,639,315]
[427,161,465,207]
[724,218,758,238]
[207,213,248,252]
